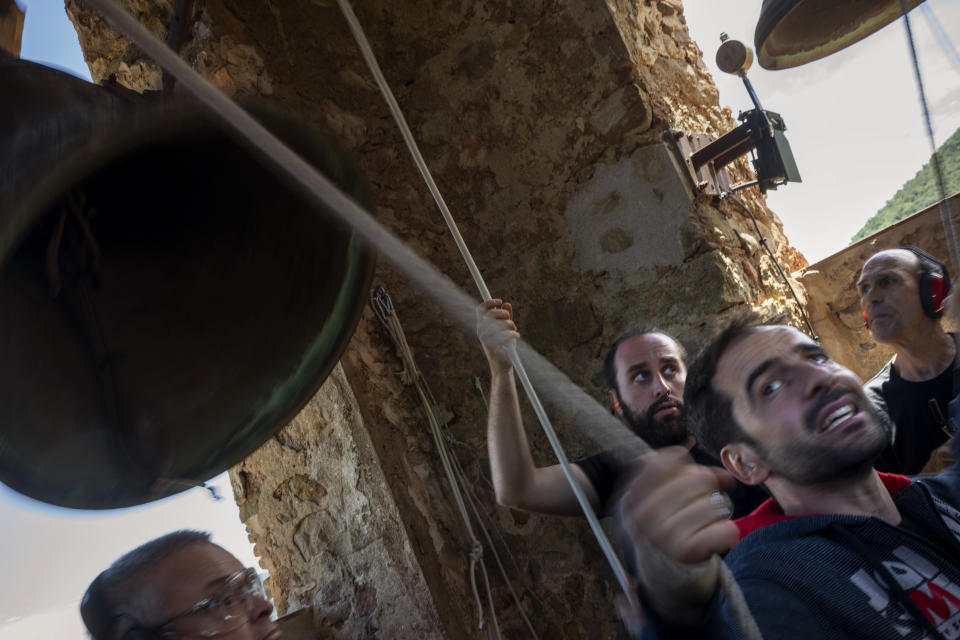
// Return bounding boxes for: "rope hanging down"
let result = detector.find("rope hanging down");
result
[900,1,960,273]
[83,1,762,637]
[370,289,501,637]
[467,380,577,639]
[371,286,541,639]
[721,194,818,341]
[334,5,763,637]
[331,0,633,599]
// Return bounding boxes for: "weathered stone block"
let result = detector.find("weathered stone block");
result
[563,143,694,273]
[65,0,809,636]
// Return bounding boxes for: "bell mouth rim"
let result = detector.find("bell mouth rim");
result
[1,97,376,510]
[754,0,926,70]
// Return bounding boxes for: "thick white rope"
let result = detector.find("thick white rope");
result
[82,2,762,637]
[331,0,634,600]
[719,563,763,639]
[331,0,490,301]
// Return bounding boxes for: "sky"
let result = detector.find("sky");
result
[2,6,259,639]
[683,0,960,264]
[3,1,960,638]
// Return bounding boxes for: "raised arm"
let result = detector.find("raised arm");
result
[477,299,600,516]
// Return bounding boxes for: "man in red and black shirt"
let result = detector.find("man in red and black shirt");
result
[617,316,960,639]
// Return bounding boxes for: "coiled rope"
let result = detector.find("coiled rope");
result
[329,0,633,601]
[372,286,542,638]
[83,1,762,637]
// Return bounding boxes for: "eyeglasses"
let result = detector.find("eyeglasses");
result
[153,567,267,638]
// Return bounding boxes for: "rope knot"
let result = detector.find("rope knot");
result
[470,543,483,562]
[371,285,395,317]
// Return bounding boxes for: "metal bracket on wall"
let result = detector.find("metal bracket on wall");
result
[668,107,801,198]
[668,130,733,197]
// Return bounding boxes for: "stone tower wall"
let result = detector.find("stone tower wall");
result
[66,0,808,636]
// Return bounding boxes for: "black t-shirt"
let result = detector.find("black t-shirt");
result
[573,446,767,518]
[874,359,955,475]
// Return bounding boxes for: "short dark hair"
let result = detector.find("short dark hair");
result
[684,313,767,459]
[602,327,687,394]
[81,530,212,639]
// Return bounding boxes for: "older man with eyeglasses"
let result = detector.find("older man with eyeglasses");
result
[80,530,280,640]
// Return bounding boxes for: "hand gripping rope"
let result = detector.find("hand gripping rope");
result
[84,1,763,637]
[372,286,546,638]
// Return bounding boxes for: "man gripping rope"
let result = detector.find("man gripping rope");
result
[476,299,765,518]
[617,315,960,639]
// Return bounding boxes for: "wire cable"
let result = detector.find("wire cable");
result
[721,194,818,341]
[901,0,960,272]
[332,0,634,600]
[81,2,763,637]
[918,3,960,76]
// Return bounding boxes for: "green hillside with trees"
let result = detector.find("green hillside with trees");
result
[851,126,960,243]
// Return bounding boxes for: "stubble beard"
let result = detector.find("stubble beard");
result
[753,389,892,486]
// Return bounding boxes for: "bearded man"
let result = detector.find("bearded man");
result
[476,299,764,518]
[617,315,960,639]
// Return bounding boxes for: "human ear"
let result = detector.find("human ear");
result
[609,389,623,416]
[720,444,768,485]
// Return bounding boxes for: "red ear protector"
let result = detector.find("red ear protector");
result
[926,272,948,316]
[862,247,951,330]
[903,247,951,319]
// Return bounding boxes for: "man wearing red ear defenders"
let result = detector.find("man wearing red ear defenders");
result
[857,246,957,475]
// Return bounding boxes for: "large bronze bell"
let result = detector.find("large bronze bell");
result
[755,0,926,70]
[0,56,374,509]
